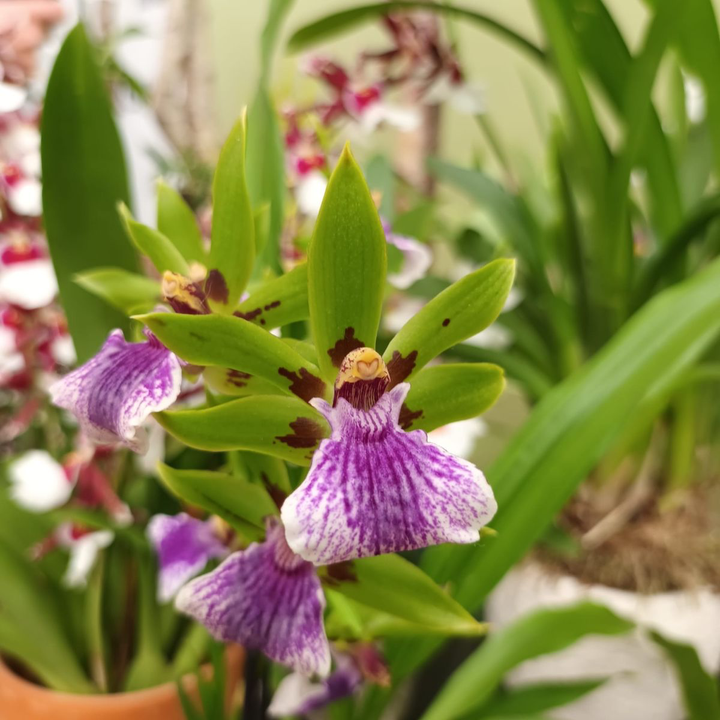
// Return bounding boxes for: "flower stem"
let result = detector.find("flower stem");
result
[87,554,107,692]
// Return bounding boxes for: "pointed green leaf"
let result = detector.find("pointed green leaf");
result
[139,312,327,402]
[235,263,309,329]
[650,631,720,720]
[119,203,190,276]
[383,259,515,387]
[309,145,387,381]
[156,180,206,263]
[326,554,486,637]
[479,680,608,716]
[401,363,505,431]
[203,366,280,398]
[209,116,255,311]
[155,396,329,466]
[74,268,160,315]
[421,603,632,720]
[157,465,277,539]
[42,23,138,362]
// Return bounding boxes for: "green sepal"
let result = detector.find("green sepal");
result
[74,268,160,315]
[156,179,206,263]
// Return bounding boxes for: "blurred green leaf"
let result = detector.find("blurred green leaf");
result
[236,263,309,329]
[156,180,206,263]
[309,145,387,381]
[383,259,515,386]
[138,312,327,402]
[157,465,277,539]
[288,2,545,62]
[209,116,255,310]
[328,554,487,637]
[42,23,138,362]
[155,396,329,466]
[650,631,720,720]
[401,363,505,431]
[119,203,190,276]
[74,268,160,315]
[421,603,632,720]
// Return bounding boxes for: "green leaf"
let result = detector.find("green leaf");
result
[309,145,388,381]
[288,2,545,63]
[119,203,190,276]
[382,259,515,387]
[42,23,138,362]
[138,312,327,403]
[157,465,277,539]
[401,363,505,431]
[328,554,487,637]
[477,680,607,716]
[209,115,255,310]
[155,395,329,466]
[650,631,720,720]
[156,180,206,263]
[235,263,309,329]
[421,603,632,720]
[203,366,280,398]
[73,268,160,315]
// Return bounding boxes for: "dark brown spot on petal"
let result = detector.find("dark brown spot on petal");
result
[327,327,365,368]
[386,349,418,389]
[442,318,451,327]
[278,367,326,403]
[275,417,324,449]
[189,331,204,341]
[205,269,229,304]
[260,319,266,325]
[264,300,281,311]
[399,403,423,430]
[322,561,358,587]
[227,369,252,388]
[234,307,262,322]
[263,477,287,510]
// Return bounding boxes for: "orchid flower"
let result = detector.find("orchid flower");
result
[0,311,23,382]
[147,513,229,602]
[0,238,58,309]
[428,417,488,461]
[382,219,432,289]
[8,449,75,512]
[424,70,485,116]
[50,328,182,453]
[342,84,420,134]
[281,347,497,565]
[176,517,331,677]
[55,524,114,588]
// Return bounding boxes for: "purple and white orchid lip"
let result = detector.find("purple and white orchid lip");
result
[281,350,497,565]
[50,329,182,454]
[147,513,229,603]
[176,518,330,677]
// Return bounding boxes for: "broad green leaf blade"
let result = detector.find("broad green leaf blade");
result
[0,540,94,693]
[288,2,545,63]
[138,313,328,402]
[155,396,329,466]
[421,603,632,720]
[157,465,277,539]
[650,631,720,720]
[74,268,160,315]
[478,680,607,716]
[42,23,138,362]
[309,145,387,381]
[203,366,280,398]
[236,264,309,329]
[383,259,515,387]
[328,554,487,637]
[156,180,205,263]
[401,363,505,431]
[119,204,189,276]
[209,116,255,310]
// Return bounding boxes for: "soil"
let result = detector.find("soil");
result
[535,483,720,594]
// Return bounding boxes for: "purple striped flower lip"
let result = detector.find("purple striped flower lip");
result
[281,348,498,565]
[49,329,182,454]
[147,513,229,602]
[176,517,330,677]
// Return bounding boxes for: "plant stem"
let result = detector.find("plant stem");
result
[243,651,268,720]
[87,555,108,691]
[667,391,697,492]
[172,622,210,677]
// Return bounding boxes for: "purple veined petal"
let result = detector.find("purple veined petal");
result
[268,654,362,717]
[147,513,228,603]
[386,232,433,290]
[8,450,75,512]
[281,383,497,565]
[49,330,182,454]
[176,519,330,677]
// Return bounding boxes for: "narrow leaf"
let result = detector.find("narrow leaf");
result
[74,268,160,315]
[308,145,387,381]
[478,680,607,716]
[156,180,206,263]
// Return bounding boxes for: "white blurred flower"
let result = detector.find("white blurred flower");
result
[344,86,420,133]
[8,450,75,512]
[50,333,77,367]
[425,73,485,115]
[0,83,26,114]
[57,526,114,588]
[0,253,58,309]
[428,417,488,460]
[296,170,328,218]
[386,231,433,289]
[683,73,705,124]
[0,323,23,380]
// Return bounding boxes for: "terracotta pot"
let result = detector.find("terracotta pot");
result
[0,647,245,720]
[486,561,720,720]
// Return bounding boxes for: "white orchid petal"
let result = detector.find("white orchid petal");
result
[8,450,75,512]
[0,259,58,309]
